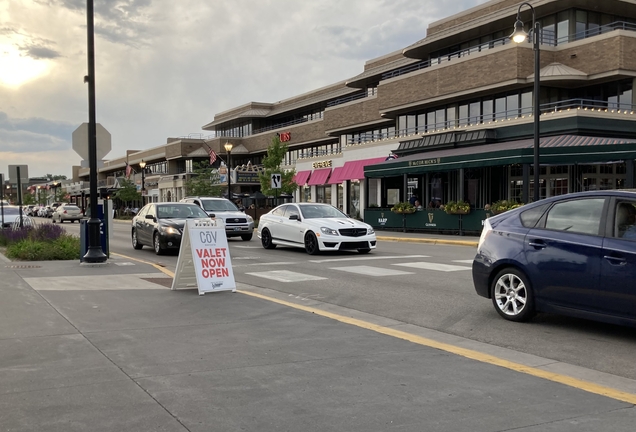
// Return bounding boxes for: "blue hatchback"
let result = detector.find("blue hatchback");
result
[473,190,636,327]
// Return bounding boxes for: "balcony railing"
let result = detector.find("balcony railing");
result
[381,21,635,83]
[326,92,369,108]
[345,98,636,146]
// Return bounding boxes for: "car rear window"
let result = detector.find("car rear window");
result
[520,203,550,228]
[64,206,80,210]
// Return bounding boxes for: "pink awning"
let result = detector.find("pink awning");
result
[340,157,387,181]
[327,166,345,184]
[293,170,311,186]
[307,168,332,186]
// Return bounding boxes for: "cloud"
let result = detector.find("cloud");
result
[22,45,61,59]
[1,0,489,180]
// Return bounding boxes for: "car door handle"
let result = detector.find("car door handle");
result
[528,240,546,249]
[604,255,627,265]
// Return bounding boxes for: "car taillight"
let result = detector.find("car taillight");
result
[477,218,492,252]
[63,210,67,214]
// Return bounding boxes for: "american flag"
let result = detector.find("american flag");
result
[209,149,217,165]
[385,153,399,161]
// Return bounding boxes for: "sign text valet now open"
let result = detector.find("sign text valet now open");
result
[171,219,236,295]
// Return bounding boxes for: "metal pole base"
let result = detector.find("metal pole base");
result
[83,217,107,263]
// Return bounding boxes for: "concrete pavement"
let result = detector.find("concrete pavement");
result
[1,234,636,431]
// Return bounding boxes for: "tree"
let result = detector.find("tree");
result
[113,179,140,203]
[184,161,223,197]
[45,174,67,180]
[23,193,35,205]
[258,135,297,197]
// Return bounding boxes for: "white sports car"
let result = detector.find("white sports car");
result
[257,203,377,255]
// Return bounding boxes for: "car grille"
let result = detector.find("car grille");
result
[225,218,247,224]
[339,241,370,250]
[339,228,368,237]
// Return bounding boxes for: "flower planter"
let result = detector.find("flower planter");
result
[446,209,470,215]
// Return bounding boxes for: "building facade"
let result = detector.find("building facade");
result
[79,0,636,232]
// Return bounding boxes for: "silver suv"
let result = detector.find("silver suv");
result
[180,197,254,241]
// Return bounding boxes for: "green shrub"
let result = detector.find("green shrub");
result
[5,234,80,261]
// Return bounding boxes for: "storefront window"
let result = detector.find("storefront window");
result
[302,186,311,202]
[316,185,331,204]
[348,181,361,219]
[337,184,344,210]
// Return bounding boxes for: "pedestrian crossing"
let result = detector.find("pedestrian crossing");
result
[242,256,473,283]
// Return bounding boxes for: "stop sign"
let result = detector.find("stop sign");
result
[72,123,112,161]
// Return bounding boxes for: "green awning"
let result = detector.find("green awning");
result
[365,135,636,178]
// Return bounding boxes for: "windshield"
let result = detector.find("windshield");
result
[1,207,21,215]
[201,199,239,212]
[300,205,347,219]
[157,205,209,219]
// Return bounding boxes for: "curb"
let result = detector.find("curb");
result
[376,236,477,247]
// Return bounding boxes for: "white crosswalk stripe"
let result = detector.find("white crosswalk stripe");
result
[393,262,471,272]
[245,270,326,283]
[329,265,414,276]
[452,259,474,264]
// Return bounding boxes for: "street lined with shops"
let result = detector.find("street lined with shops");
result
[2,218,636,430]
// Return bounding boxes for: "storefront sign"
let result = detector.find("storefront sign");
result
[425,212,437,227]
[172,219,236,295]
[312,160,332,169]
[409,158,441,167]
[378,212,387,226]
[236,172,260,183]
[279,131,291,142]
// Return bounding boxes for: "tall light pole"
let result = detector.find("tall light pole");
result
[139,159,146,206]
[84,0,107,263]
[512,2,541,202]
[224,142,233,200]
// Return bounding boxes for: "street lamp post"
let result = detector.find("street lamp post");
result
[139,159,146,207]
[511,2,541,202]
[224,142,233,200]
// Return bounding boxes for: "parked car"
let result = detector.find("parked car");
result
[52,204,83,223]
[180,197,254,241]
[256,202,377,255]
[473,190,636,327]
[0,205,29,229]
[25,205,37,216]
[131,202,211,255]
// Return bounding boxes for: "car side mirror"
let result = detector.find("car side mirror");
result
[145,214,154,220]
[209,213,216,218]
[289,214,299,221]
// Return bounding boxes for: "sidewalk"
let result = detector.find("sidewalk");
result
[2,236,635,431]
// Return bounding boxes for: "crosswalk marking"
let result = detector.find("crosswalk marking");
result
[330,265,414,277]
[393,262,471,272]
[310,255,430,263]
[452,259,474,264]
[245,270,326,283]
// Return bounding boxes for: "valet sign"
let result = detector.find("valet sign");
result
[171,219,236,295]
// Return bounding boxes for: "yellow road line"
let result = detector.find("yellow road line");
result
[240,290,636,405]
[115,252,636,404]
[112,252,175,277]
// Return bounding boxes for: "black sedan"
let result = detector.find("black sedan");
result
[473,190,636,327]
[131,202,211,255]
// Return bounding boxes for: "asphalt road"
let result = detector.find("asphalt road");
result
[50,217,636,382]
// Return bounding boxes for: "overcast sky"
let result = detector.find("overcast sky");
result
[1,0,488,181]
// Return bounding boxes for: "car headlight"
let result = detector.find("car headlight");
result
[367,227,375,235]
[160,226,181,235]
[320,227,339,236]
[246,215,253,222]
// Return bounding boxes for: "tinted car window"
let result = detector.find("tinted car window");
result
[200,199,238,212]
[136,205,149,218]
[520,203,550,228]
[614,200,636,240]
[271,206,286,216]
[544,198,605,235]
[283,205,300,219]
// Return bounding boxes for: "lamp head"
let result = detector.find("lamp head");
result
[224,142,233,153]
[511,18,528,43]
[139,159,146,169]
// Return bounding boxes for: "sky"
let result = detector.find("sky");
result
[0,0,488,181]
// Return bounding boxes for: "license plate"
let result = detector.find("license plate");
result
[233,227,241,231]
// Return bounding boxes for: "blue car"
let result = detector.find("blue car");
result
[473,190,636,327]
